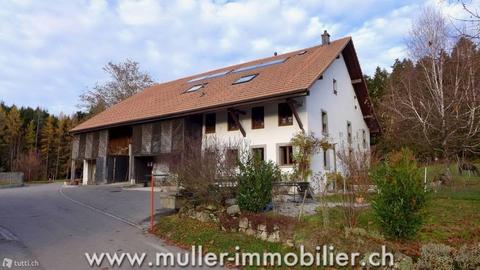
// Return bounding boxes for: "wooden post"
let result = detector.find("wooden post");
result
[150,174,154,232]
[70,160,76,182]
[424,167,427,192]
[128,144,135,184]
[228,109,246,137]
[286,99,304,132]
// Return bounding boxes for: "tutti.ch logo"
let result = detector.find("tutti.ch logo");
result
[2,258,13,268]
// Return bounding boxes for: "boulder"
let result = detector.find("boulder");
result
[195,211,210,223]
[267,231,280,243]
[257,230,268,240]
[257,224,267,232]
[238,218,249,230]
[226,205,240,216]
[225,198,237,206]
[205,204,218,211]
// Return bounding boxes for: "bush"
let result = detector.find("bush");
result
[371,148,428,239]
[174,137,243,206]
[237,157,281,212]
[415,243,454,270]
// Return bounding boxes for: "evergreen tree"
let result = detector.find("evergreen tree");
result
[365,66,389,109]
[40,116,56,179]
[54,116,73,179]
[0,107,7,171]
[24,120,36,153]
[5,106,22,170]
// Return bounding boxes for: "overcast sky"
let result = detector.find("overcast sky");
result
[0,0,476,115]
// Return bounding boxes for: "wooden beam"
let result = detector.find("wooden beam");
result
[231,109,246,115]
[228,109,246,137]
[286,99,304,132]
[351,78,363,84]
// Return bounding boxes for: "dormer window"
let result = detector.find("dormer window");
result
[185,83,206,93]
[233,74,258,85]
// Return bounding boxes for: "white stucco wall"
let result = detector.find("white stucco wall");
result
[306,53,370,186]
[199,54,371,190]
[202,97,306,173]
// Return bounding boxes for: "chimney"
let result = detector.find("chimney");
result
[321,30,330,45]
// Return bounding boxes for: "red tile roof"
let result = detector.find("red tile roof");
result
[71,36,379,133]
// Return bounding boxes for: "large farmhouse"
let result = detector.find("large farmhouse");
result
[70,32,380,188]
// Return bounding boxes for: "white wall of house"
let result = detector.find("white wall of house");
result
[202,97,306,174]
[306,53,370,188]
[199,54,371,191]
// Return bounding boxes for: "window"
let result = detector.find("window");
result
[323,149,330,169]
[333,79,338,95]
[226,148,239,166]
[185,83,206,93]
[279,145,293,166]
[347,121,352,144]
[205,113,216,134]
[233,74,257,84]
[233,58,287,73]
[251,106,264,129]
[362,129,367,149]
[278,103,293,126]
[228,112,240,131]
[252,147,265,161]
[321,111,328,135]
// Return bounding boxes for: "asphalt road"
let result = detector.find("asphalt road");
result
[0,183,197,270]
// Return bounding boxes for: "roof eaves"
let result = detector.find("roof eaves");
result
[70,88,309,134]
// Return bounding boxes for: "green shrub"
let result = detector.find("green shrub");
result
[415,243,454,270]
[371,148,428,239]
[237,157,281,212]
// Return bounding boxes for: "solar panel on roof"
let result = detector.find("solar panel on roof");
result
[188,70,231,83]
[232,58,287,73]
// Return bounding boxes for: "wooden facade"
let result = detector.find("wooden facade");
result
[71,115,202,184]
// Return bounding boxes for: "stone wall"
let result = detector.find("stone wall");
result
[0,172,24,187]
[179,205,296,245]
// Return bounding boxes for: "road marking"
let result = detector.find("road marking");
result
[59,186,175,254]
[0,226,18,241]
[59,187,143,230]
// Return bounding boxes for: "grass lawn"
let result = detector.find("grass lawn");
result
[154,163,480,267]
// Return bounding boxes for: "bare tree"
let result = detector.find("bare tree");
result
[173,136,248,206]
[386,7,480,159]
[456,0,480,41]
[79,59,154,116]
[337,146,372,228]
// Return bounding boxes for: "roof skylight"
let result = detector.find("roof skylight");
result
[185,83,206,93]
[188,70,231,83]
[232,58,287,73]
[233,74,258,85]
